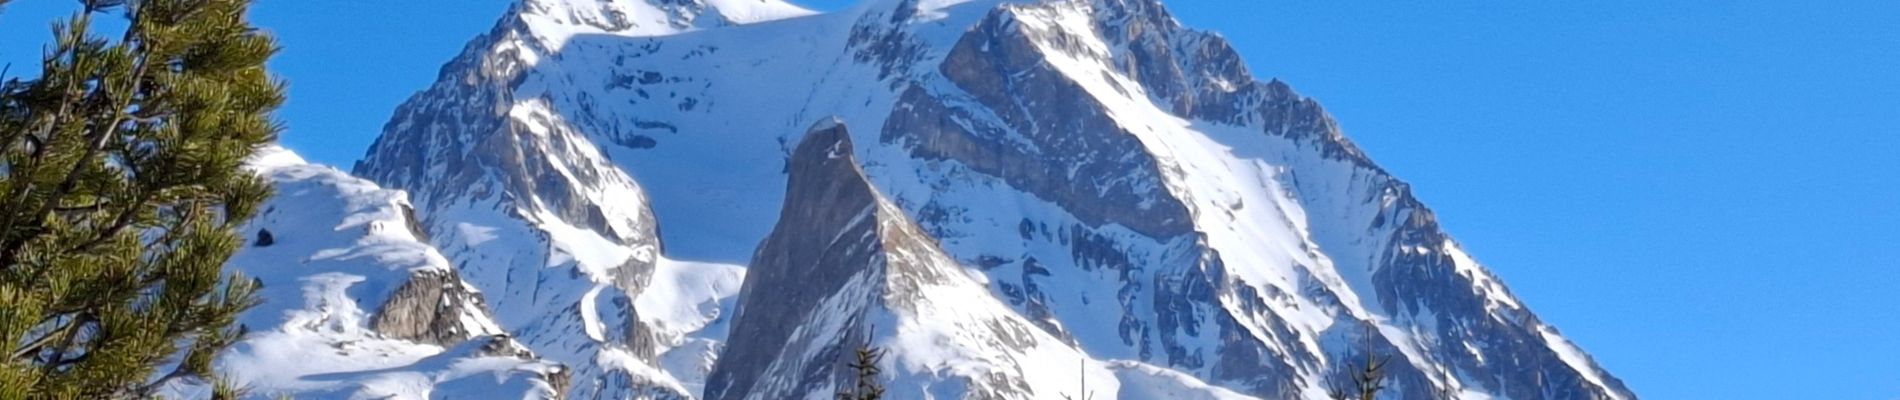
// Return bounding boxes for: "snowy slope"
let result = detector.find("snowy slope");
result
[157,146,567,399]
[349,0,1636,399]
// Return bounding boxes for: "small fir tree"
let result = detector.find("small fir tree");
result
[0,0,282,397]
[1329,325,1390,400]
[837,343,885,400]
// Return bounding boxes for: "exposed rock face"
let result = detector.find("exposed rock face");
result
[706,121,885,400]
[371,268,496,345]
[894,6,1193,239]
[708,121,1161,400]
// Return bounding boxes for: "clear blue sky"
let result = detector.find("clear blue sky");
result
[3,1,1895,398]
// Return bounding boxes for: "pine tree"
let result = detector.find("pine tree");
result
[0,0,281,398]
[837,343,885,400]
[1329,325,1390,400]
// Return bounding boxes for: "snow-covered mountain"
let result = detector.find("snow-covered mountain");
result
[162,146,568,399]
[209,0,1650,398]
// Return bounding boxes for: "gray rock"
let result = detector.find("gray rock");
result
[707,121,890,400]
[708,121,1041,400]
[370,268,494,346]
[893,5,1194,239]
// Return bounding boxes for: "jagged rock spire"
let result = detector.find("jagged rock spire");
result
[708,119,884,400]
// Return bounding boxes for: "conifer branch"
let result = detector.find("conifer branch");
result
[0,0,278,395]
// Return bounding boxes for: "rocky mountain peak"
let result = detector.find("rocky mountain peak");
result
[708,119,1139,400]
[705,119,882,399]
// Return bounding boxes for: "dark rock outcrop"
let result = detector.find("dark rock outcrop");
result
[371,268,494,346]
[708,120,1040,400]
[706,120,888,400]
[894,5,1194,239]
